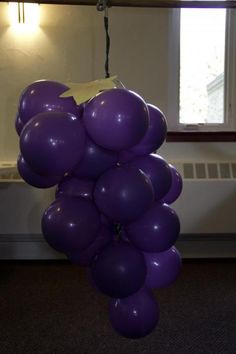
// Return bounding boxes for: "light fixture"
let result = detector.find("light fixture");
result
[9,2,40,28]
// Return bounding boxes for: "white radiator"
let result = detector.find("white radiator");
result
[172,161,236,180]
[171,161,236,234]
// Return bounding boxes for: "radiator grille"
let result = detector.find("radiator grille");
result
[171,161,236,180]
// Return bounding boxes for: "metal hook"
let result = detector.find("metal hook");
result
[96,0,108,12]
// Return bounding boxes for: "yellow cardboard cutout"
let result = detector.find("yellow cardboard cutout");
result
[60,76,118,105]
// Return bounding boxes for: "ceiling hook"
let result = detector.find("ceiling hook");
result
[96,0,108,12]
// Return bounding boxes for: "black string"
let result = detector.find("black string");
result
[22,3,25,24]
[18,3,21,23]
[104,12,110,78]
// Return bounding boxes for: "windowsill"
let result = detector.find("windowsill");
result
[7,1,236,8]
[166,131,236,142]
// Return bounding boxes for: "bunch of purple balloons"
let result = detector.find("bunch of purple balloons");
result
[16,80,183,338]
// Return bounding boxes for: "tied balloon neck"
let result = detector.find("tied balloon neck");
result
[114,223,122,241]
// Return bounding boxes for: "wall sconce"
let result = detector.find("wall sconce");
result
[9,2,40,28]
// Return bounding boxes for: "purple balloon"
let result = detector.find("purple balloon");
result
[144,246,182,289]
[99,214,115,236]
[100,214,111,226]
[73,136,118,180]
[127,154,172,201]
[119,150,136,163]
[15,114,24,136]
[94,166,154,223]
[83,89,149,151]
[90,242,147,298]
[42,197,101,253]
[129,104,167,155]
[161,164,183,205]
[120,227,130,243]
[126,202,180,252]
[109,288,159,338]
[67,225,113,266]
[56,176,94,199]
[17,154,61,188]
[19,80,78,124]
[77,103,86,117]
[20,111,86,176]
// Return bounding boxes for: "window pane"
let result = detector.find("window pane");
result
[180,9,226,125]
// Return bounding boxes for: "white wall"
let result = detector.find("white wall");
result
[0,4,235,253]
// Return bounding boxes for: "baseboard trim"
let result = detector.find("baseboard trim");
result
[0,233,235,260]
[0,234,64,260]
[176,233,236,258]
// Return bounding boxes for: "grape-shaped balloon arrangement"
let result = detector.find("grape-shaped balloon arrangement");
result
[15,79,183,339]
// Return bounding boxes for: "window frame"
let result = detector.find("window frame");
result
[166,8,236,135]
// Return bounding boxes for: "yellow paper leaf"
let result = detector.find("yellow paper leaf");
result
[60,76,118,105]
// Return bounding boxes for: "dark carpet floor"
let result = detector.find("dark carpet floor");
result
[0,259,235,354]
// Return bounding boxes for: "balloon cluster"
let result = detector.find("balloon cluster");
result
[15,80,183,339]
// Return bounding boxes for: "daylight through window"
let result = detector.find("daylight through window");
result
[179,9,226,126]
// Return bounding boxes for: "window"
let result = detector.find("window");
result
[167,9,236,132]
